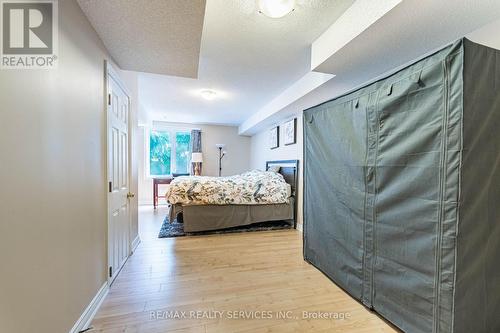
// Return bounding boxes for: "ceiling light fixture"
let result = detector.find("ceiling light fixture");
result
[258,0,295,19]
[200,89,217,100]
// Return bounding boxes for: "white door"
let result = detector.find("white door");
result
[107,68,130,284]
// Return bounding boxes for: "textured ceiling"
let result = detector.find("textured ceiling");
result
[138,0,354,125]
[77,0,206,78]
[243,0,500,134]
[76,0,500,130]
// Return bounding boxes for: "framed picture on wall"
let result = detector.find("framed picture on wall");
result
[269,126,279,149]
[283,118,297,145]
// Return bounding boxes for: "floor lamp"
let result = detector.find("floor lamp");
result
[215,144,226,177]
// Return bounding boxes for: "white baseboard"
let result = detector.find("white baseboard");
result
[69,282,109,333]
[131,235,141,254]
[296,223,303,232]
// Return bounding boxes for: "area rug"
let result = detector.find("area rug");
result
[158,216,292,238]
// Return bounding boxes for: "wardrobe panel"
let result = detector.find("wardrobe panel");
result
[304,97,368,299]
[372,62,446,333]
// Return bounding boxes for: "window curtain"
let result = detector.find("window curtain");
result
[190,129,202,175]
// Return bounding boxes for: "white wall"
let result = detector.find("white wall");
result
[250,114,304,227]
[0,1,137,332]
[138,122,251,205]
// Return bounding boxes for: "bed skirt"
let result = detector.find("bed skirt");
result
[169,198,294,232]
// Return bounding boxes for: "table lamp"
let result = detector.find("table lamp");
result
[191,152,203,176]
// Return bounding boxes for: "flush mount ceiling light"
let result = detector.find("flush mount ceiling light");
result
[200,89,217,100]
[258,0,295,18]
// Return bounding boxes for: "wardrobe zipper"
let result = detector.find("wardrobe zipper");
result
[361,97,370,306]
[433,58,450,333]
[370,90,382,307]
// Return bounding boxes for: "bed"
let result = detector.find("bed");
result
[166,160,298,232]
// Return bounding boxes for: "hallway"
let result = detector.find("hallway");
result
[90,206,396,332]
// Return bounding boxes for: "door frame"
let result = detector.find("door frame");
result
[105,61,133,284]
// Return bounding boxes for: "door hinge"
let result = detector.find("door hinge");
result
[108,93,111,106]
[109,266,113,278]
[109,181,112,193]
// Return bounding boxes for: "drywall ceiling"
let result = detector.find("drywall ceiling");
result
[137,0,355,125]
[77,0,206,78]
[239,0,500,134]
[313,0,500,76]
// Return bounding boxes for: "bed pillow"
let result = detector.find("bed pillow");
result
[268,165,281,173]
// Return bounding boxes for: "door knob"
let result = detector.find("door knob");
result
[127,192,135,199]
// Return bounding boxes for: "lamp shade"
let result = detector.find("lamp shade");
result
[191,152,203,163]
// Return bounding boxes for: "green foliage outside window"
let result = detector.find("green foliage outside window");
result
[150,130,191,176]
[175,132,191,174]
[150,131,171,176]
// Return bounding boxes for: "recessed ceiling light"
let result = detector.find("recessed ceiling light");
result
[258,0,295,19]
[200,89,217,100]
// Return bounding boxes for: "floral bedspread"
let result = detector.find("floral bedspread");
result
[165,170,290,205]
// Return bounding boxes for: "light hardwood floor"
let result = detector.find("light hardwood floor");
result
[90,206,397,333]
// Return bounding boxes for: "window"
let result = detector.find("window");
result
[149,130,171,176]
[148,129,191,177]
[174,132,191,174]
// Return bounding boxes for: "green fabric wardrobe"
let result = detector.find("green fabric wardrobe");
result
[303,38,500,333]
